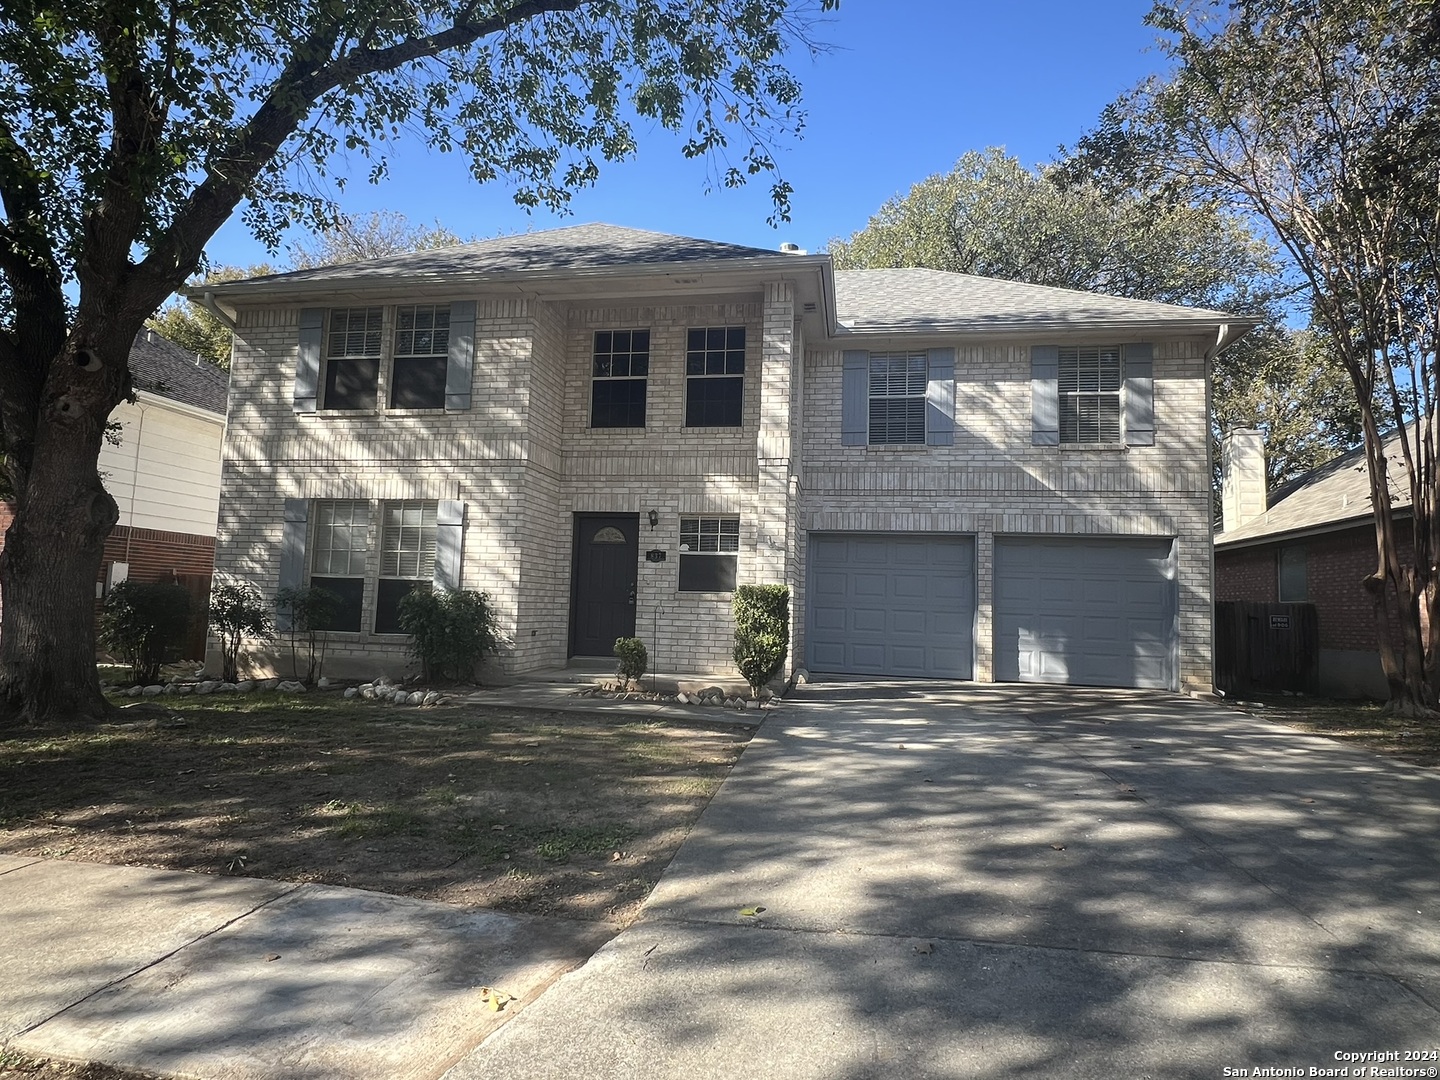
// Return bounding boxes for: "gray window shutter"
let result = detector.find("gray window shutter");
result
[925,347,955,446]
[294,309,323,413]
[445,300,476,411]
[434,500,465,591]
[277,498,309,631]
[1123,343,1155,447]
[1031,345,1059,446]
[841,350,869,446]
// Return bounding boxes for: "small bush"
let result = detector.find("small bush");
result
[733,584,790,695]
[100,581,192,684]
[209,582,274,683]
[275,585,340,685]
[613,636,648,689]
[397,589,499,682]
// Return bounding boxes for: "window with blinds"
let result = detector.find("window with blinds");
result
[376,500,437,634]
[1058,346,1122,443]
[309,499,369,631]
[868,352,927,445]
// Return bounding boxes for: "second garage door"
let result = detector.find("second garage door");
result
[807,533,975,678]
[993,536,1177,690]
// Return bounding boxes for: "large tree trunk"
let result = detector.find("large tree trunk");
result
[0,329,128,726]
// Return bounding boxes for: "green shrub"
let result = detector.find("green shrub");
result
[733,584,789,695]
[209,582,274,683]
[100,580,192,684]
[397,589,499,682]
[274,585,340,685]
[613,636,648,689]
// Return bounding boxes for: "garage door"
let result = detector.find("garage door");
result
[807,533,975,678]
[994,536,1176,690]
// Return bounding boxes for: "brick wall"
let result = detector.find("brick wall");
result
[1216,524,1410,654]
[798,335,1215,691]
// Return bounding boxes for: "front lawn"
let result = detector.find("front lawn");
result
[0,696,753,924]
[1225,694,1440,766]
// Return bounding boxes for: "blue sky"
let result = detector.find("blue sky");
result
[207,1,1169,267]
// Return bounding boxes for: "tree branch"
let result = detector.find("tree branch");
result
[135,0,586,301]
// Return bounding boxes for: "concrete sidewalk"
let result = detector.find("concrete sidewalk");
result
[446,681,1440,1080]
[0,859,611,1078]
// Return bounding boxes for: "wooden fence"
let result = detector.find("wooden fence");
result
[1214,601,1319,696]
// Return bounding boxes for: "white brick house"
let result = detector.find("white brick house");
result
[198,224,1252,691]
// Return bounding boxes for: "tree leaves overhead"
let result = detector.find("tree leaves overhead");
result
[828,148,1279,315]
[0,0,837,299]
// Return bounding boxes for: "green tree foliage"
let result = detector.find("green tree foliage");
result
[733,584,788,694]
[398,589,499,683]
[1103,0,1440,713]
[146,264,276,369]
[830,148,1275,311]
[0,0,838,725]
[99,580,192,685]
[208,583,274,684]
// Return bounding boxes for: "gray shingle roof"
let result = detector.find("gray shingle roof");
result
[130,330,229,415]
[208,223,798,290]
[834,268,1246,333]
[1215,434,1406,546]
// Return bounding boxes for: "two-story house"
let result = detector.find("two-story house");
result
[198,224,1251,692]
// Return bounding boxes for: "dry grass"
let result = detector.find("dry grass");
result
[1226,694,1440,766]
[0,695,753,925]
[0,1049,160,1080]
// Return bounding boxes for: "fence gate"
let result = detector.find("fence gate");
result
[1214,601,1319,696]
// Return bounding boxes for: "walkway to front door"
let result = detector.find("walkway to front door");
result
[569,513,638,656]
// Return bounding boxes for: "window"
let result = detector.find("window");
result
[1278,545,1307,602]
[868,352,928,444]
[679,517,739,592]
[685,327,745,427]
[591,329,649,427]
[375,501,437,634]
[1058,346,1122,443]
[323,307,383,410]
[391,305,449,409]
[309,500,369,631]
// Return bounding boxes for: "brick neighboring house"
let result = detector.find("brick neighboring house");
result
[1215,429,1408,699]
[198,223,1254,691]
[0,329,229,658]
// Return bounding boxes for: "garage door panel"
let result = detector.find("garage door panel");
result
[808,533,975,679]
[995,537,1176,690]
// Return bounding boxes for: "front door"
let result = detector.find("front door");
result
[570,514,639,656]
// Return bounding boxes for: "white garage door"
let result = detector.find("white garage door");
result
[807,533,975,678]
[994,537,1177,690]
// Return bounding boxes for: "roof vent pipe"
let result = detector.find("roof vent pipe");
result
[779,242,806,254]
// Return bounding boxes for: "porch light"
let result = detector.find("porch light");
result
[648,509,659,530]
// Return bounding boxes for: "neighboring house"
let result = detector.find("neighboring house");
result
[197,223,1252,691]
[1215,428,1407,699]
[0,329,229,657]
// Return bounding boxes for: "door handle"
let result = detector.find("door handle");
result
[628,585,636,606]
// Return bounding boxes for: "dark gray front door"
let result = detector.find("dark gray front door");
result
[570,514,639,656]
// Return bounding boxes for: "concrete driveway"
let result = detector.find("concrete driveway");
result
[447,680,1440,1080]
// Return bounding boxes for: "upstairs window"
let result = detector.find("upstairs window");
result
[591,329,649,428]
[323,307,383,410]
[1058,346,1122,443]
[309,499,369,631]
[679,516,739,592]
[868,352,928,444]
[391,305,450,409]
[685,327,745,427]
[375,500,437,634]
